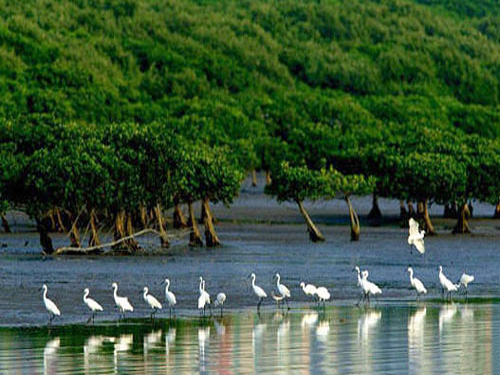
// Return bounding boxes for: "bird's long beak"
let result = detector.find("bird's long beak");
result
[160,280,165,285]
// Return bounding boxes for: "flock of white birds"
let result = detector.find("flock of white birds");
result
[40,219,475,325]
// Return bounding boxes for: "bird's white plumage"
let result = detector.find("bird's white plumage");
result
[408,218,426,254]
[164,279,177,307]
[438,266,459,293]
[143,287,162,310]
[315,287,330,302]
[42,284,61,317]
[300,282,317,297]
[83,288,103,312]
[460,273,475,288]
[198,277,211,310]
[251,273,267,299]
[363,270,382,296]
[276,273,291,298]
[214,292,226,307]
[407,267,427,295]
[112,282,134,313]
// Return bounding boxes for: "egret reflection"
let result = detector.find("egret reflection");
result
[43,337,60,375]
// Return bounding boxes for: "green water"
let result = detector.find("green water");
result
[0,303,498,375]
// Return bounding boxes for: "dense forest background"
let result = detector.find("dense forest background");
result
[0,0,499,252]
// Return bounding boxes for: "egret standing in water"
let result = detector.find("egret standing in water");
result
[83,288,103,324]
[353,266,368,305]
[459,272,475,301]
[407,267,427,299]
[315,287,331,308]
[41,284,61,325]
[143,287,162,319]
[214,292,226,317]
[111,282,134,319]
[162,279,177,317]
[362,270,382,303]
[408,218,425,255]
[198,277,211,317]
[275,273,291,310]
[249,273,267,310]
[300,282,318,302]
[438,266,459,301]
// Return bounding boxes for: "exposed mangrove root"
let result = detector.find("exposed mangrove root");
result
[154,203,169,248]
[297,199,325,242]
[113,211,140,252]
[88,208,101,247]
[407,200,415,218]
[37,218,54,255]
[453,203,471,234]
[420,199,435,235]
[1,215,11,233]
[69,216,81,248]
[346,196,360,241]
[251,170,258,187]
[139,204,148,229]
[55,207,66,232]
[202,198,220,247]
[494,199,500,219]
[265,170,272,186]
[125,212,141,251]
[173,203,188,229]
[443,203,458,219]
[188,202,203,247]
[367,193,382,226]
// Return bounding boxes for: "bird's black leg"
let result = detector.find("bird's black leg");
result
[286,298,290,311]
[257,298,262,311]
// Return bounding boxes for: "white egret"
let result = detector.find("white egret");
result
[143,286,162,319]
[214,292,226,317]
[111,282,134,319]
[459,272,475,300]
[275,273,291,310]
[83,288,103,324]
[162,278,177,317]
[315,286,331,307]
[249,273,267,310]
[271,292,284,310]
[41,284,61,325]
[198,277,211,317]
[353,266,369,304]
[438,266,459,301]
[362,270,382,303]
[407,267,427,299]
[408,218,425,254]
[300,282,317,302]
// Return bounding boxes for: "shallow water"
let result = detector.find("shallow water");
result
[0,304,498,375]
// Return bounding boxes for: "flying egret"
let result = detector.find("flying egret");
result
[249,273,267,310]
[438,266,459,301]
[143,286,162,319]
[83,288,103,324]
[214,292,226,317]
[407,267,427,299]
[459,272,475,300]
[41,284,61,325]
[362,270,382,303]
[111,282,134,319]
[300,282,318,302]
[198,277,211,317]
[162,279,177,317]
[275,273,291,310]
[315,286,331,308]
[408,218,425,254]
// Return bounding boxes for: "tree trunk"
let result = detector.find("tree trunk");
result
[443,202,458,219]
[55,207,66,232]
[346,196,360,241]
[88,208,101,247]
[202,198,220,247]
[421,199,436,235]
[407,200,415,218]
[265,170,272,186]
[125,212,141,251]
[1,215,11,233]
[297,200,325,242]
[468,201,474,218]
[69,218,81,248]
[37,218,54,254]
[367,193,382,225]
[188,202,203,247]
[399,200,408,228]
[453,203,471,234]
[48,209,57,232]
[200,200,218,225]
[139,204,148,229]
[154,204,169,248]
[173,203,188,229]
[493,199,500,219]
[251,170,258,187]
